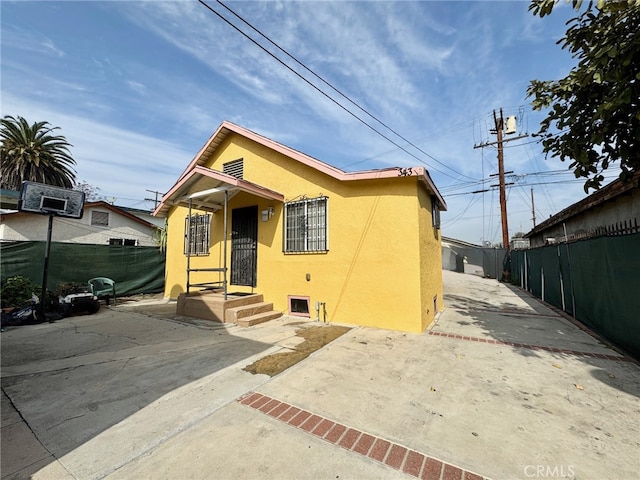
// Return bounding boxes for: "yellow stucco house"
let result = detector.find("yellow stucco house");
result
[154,121,447,333]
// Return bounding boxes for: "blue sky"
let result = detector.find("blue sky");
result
[1,1,613,244]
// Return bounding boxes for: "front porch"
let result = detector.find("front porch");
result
[176,290,282,327]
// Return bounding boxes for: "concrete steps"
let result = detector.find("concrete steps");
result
[236,310,283,327]
[176,291,281,327]
[226,301,282,327]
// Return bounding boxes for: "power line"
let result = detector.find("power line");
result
[438,169,575,194]
[199,0,474,181]
[342,118,476,170]
[441,194,482,227]
[443,175,618,197]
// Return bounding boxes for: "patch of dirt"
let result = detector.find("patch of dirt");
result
[116,292,165,304]
[243,325,351,377]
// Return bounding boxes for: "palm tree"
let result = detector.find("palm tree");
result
[0,115,77,190]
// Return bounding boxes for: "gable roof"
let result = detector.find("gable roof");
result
[525,171,640,238]
[154,121,447,217]
[1,201,156,229]
[85,201,157,228]
[442,236,483,249]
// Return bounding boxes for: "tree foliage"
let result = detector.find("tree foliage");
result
[527,0,640,191]
[0,115,77,190]
[74,180,104,201]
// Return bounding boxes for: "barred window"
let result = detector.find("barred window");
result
[91,211,109,227]
[184,213,211,256]
[284,197,328,253]
[431,196,441,229]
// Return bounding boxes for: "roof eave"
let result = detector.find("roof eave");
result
[154,166,284,217]
[157,120,447,214]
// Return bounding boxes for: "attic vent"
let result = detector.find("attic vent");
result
[223,159,244,179]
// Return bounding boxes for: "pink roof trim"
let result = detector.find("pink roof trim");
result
[168,166,283,202]
[157,120,446,216]
[153,166,284,216]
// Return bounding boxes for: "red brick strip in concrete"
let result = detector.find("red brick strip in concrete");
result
[385,444,408,469]
[369,438,391,462]
[428,331,633,362]
[237,392,488,479]
[403,450,425,477]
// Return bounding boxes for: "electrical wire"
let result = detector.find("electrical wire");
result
[442,175,618,197]
[440,193,482,227]
[199,0,475,181]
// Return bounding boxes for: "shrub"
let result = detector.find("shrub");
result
[55,282,90,297]
[1,276,40,309]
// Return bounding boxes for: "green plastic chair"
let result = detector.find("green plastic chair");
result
[88,277,116,306]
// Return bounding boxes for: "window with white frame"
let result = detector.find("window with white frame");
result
[109,238,138,246]
[184,213,211,256]
[284,196,328,253]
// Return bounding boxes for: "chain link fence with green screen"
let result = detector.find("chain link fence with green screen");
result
[1,241,165,297]
[510,233,640,358]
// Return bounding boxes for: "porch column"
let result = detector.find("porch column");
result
[186,198,192,293]
[223,190,228,300]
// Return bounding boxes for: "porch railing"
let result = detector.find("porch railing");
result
[186,267,227,294]
[185,192,229,300]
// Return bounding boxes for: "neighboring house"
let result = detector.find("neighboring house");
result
[0,188,19,211]
[0,201,159,246]
[441,236,507,279]
[154,121,447,333]
[120,206,166,229]
[510,236,530,250]
[525,171,640,247]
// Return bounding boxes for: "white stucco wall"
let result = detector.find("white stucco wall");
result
[0,206,157,246]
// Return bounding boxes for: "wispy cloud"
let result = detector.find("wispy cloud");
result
[1,93,194,207]
[126,80,147,96]
[41,38,65,57]
[1,1,590,242]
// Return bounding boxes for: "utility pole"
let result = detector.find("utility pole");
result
[494,109,509,249]
[474,109,528,250]
[145,189,163,210]
[531,187,536,227]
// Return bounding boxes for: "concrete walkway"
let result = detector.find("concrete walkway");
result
[2,271,639,480]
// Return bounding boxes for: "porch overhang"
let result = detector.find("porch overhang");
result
[154,166,284,217]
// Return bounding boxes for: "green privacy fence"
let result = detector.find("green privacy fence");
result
[509,233,640,358]
[1,241,165,297]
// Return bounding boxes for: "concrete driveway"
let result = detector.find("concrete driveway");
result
[2,271,639,480]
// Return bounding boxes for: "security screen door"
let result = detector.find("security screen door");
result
[230,206,258,286]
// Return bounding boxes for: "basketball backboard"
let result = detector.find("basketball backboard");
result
[18,181,85,219]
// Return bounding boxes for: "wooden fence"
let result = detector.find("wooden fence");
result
[560,218,639,243]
